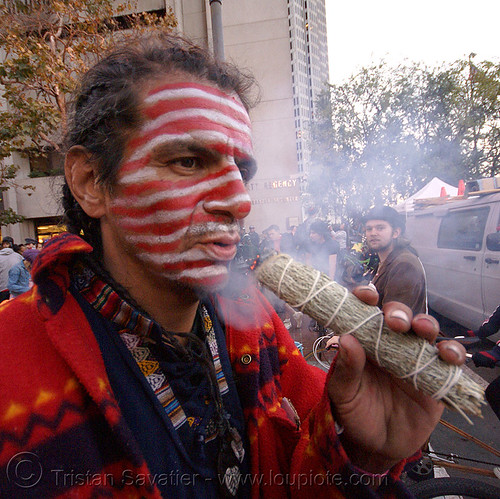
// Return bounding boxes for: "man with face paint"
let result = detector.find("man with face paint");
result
[0,34,466,498]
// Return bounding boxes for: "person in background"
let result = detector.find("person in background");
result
[247,224,260,250]
[363,206,427,316]
[295,203,320,261]
[305,220,340,334]
[468,305,500,419]
[280,224,297,258]
[333,222,347,250]
[0,236,23,302]
[0,33,465,498]
[25,237,37,249]
[306,219,340,280]
[1,236,13,249]
[7,248,39,298]
[468,305,500,362]
[14,243,26,255]
[259,224,281,254]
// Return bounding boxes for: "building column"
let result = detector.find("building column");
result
[2,187,22,243]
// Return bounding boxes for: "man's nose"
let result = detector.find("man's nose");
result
[203,163,252,220]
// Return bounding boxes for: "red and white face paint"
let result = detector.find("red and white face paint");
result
[109,81,254,290]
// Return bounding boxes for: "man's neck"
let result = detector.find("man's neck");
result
[102,248,200,341]
[377,244,395,264]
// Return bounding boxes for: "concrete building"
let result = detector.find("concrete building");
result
[1,0,329,242]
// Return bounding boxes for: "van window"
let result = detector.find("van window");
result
[437,207,490,251]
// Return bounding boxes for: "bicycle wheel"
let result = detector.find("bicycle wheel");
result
[407,477,500,498]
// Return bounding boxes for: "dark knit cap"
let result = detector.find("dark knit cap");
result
[362,206,405,232]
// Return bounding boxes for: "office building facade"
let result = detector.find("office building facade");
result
[1,0,329,242]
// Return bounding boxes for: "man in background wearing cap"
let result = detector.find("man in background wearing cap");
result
[248,225,260,249]
[0,237,23,302]
[25,237,37,249]
[363,206,427,316]
[7,248,39,298]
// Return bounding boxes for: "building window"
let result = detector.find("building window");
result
[35,217,66,242]
[28,147,64,177]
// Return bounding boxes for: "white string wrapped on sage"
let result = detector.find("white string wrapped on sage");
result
[256,253,484,421]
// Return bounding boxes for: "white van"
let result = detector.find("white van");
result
[404,191,500,330]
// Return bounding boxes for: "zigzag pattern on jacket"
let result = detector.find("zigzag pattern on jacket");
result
[0,397,91,452]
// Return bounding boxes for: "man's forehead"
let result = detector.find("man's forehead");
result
[142,78,250,123]
[365,219,391,227]
[128,78,254,160]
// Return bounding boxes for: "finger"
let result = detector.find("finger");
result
[328,335,366,406]
[352,283,379,306]
[411,314,440,342]
[436,340,466,365]
[382,301,413,333]
[326,335,340,349]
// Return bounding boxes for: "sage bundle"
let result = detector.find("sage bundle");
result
[256,253,484,420]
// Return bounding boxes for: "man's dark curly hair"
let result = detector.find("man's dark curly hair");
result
[62,32,257,253]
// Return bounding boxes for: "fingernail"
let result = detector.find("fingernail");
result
[442,343,461,359]
[389,309,410,325]
[414,316,438,328]
[358,283,377,292]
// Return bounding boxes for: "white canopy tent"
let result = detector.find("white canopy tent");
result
[395,177,458,212]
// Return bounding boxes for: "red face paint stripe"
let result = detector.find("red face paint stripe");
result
[134,240,186,254]
[146,82,247,112]
[120,143,250,179]
[114,183,249,219]
[116,185,237,208]
[143,96,250,126]
[126,119,252,154]
[112,196,249,223]
[117,165,245,196]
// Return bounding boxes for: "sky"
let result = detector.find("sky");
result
[326,0,500,84]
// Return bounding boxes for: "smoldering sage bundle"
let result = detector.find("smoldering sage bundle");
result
[256,253,484,420]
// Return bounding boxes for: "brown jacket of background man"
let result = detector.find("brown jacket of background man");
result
[372,243,427,315]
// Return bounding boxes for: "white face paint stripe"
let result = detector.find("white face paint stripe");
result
[140,109,252,139]
[117,167,159,185]
[139,248,208,265]
[183,268,226,279]
[116,192,250,227]
[115,168,245,204]
[116,207,194,226]
[124,222,239,246]
[127,130,252,164]
[157,265,227,282]
[203,192,251,209]
[124,225,189,245]
[179,265,227,280]
[144,87,249,123]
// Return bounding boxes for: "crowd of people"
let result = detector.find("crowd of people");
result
[0,236,41,302]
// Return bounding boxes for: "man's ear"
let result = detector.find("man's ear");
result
[65,146,107,219]
[392,227,402,239]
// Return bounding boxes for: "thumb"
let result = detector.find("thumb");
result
[328,335,366,407]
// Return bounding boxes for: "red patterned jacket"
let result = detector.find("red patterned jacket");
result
[0,234,407,498]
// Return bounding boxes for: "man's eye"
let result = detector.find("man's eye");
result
[237,159,256,183]
[170,157,200,169]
